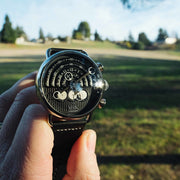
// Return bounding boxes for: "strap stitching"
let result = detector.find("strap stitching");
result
[56,127,83,132]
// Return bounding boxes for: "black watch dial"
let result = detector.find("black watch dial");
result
[37,50,107,118]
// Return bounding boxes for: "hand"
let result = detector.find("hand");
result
[0,72,100,180]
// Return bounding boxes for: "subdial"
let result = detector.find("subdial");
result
[53,91,67,100]
[77,90,87,101]
[68,90,77,100]
[64,72,73,81]
[68,90,87,101]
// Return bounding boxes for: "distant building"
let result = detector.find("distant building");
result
[165,37,177,45]
[53,38,60,44]
[15,36,25,44]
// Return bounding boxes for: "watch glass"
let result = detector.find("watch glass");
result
[37,51,104,118]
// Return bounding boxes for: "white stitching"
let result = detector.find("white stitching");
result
[56,127,82,132]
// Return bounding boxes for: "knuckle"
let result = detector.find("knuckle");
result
[24,104,47,118]
[15,88,30,102]
[14,86,36,103]
[25,104,41,113]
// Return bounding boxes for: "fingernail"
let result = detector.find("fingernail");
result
[86,131,96,153]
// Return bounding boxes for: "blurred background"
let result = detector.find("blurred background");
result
[0,0,180,179]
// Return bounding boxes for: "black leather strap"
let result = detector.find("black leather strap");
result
[46,48,88,58]
[47,48,89,179]
[50,115,87,180]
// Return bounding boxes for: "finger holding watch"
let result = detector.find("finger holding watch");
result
[0,72,100,180]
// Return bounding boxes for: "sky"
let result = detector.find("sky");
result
[0,0,180,41]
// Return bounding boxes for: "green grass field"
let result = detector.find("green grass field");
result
[0,42,180,179]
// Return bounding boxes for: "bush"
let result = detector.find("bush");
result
[133,41,145,50]
[175,40,180,50]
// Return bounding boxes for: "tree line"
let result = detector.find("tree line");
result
[121,28,171,50]
[0,14,180,51]
[0,14,102,44]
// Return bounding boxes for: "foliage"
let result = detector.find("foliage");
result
[133,41,145,50]
[138,32,151,47]
[94,30,103,41]
[15,26,28,40]
[156,28,168,42]
[72,29,83,40]
[120,0,165,10]
[0,15,16,43]
[39,27,45,42]
[175,39,180,50]
[72,21,91,40]
[77,21,91,38]
[120,32,151,50]
[57,35,68,42]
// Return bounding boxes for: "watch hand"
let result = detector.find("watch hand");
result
[75,71,90,83]
[59,70,89,93]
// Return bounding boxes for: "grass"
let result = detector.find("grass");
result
[0,40,121,50]
[0,43,180,179]
[89,55,180,180]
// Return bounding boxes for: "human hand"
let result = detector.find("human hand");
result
[0,72,100,180]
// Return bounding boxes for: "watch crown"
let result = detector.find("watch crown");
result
[98,98,107,109]
[97,62,104,72]
[103,79,109,91]
[94,79,109,91]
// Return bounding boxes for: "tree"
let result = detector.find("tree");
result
[1,14,16,43]
[94,30,102,41]
[156,28,168,42]
[133,41,145,50]
[77,21,91,39]
[138,32,151,46]
[39,27,45,42]
[15,26,28,40]
[72,29,83,40]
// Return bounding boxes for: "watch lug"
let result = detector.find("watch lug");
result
[46,48,52,58]
[46,48,88,58]
[86,112,93,122]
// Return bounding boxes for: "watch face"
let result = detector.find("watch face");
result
[37,50,104,118]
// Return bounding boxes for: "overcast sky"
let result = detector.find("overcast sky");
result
[0,0,180,41]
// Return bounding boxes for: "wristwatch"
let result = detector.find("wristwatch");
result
[36,48,108,179]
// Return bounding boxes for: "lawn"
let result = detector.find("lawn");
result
[0,43,180,179]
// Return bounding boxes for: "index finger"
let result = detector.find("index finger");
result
[0,72,37,122]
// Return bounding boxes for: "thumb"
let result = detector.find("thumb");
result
[63,130,100,180]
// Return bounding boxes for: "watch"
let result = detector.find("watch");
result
[36,48,108,179]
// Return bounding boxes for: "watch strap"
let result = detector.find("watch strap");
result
[51,115,87,180]
[46,48,89,179]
